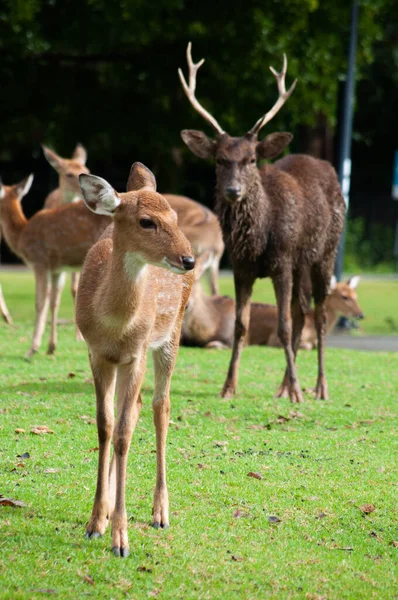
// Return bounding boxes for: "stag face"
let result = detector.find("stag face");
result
[181,129,293,204]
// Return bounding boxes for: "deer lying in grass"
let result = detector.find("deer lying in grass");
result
[42,144,90,321]
[0,175,110,356]
[43,146,223,295]
[181,275,363,350]
[76,162,194,558]
[179,43,345,402]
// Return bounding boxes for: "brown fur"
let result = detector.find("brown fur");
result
[76,163,194,557]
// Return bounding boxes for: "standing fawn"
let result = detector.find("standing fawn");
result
[181,275,363,349]
[76,163,194,557]
[42,144,90,325]
[179,43,345,402]
[0,175,110,356]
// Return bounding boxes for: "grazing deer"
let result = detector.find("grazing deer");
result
[76,163,194,558]
[181,276,363,350]
[42,144,90,325]
[0,175,110,356]
[179,43,345,402]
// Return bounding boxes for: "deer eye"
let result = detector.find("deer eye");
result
[139,218,156,230]
[66,172,74,178]
[341,295,349,300]
[250,158,256,164]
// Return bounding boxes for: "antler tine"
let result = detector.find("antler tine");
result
[178,42,224,135]
[248,53,297,137]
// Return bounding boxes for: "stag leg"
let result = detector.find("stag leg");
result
[273,270,303,403]
[220,275,254,398]
[85,357,116,540]
[312,264,330,400]
[71,272,84,341]
[111,357,145,557]
[27,267,50,358]
[47,272,66,355]
[0,284,13,325]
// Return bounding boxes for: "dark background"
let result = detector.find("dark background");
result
[1,0,397,267]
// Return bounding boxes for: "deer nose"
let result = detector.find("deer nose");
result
[182,256,195,271]
[358,312,364,320]
[226,186,242,200]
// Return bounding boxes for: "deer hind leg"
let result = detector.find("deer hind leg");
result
[27,267,50,358]
[47,272,66,355]
[111,357,145,557]
[85,357,116,540]
[71,272,84,341]
[312,264,331,400]
[0,284,13,325]
[274,270,303,403]
[221,275,254,398]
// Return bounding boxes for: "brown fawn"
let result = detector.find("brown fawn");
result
[179,43,345,402]
[181,275,363,350]
[76,162,194,557]
[0,175,110,356]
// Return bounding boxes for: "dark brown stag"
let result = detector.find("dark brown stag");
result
[179,43,345,403]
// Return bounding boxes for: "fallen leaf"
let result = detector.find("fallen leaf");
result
[87,447,99,452]
[0,497,26,508]
[247,471,263,480]
[203,411,211,417]
[137,565,152,573]
[148,590,160,597]
[79,415,96,425]
[44,468,59,474]
[360,503,375,514]
[16,463,25,468]
[68,372,76,378]
[82,574,94,585]
[214,441,228,447]
[316,512,327,519]
[307,496,319,501]
[15,428,25,434]
[233,509,243,519]
[30,425,54,435]
[289,410,304,419]
[17,452,30,459]
[391,540,398,547]
[369,531,378,538]
[335,546,354,551]
[231,554,244,562]
[268,515,281,523]
[276,415,289,424]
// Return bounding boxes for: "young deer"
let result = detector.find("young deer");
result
[42,144,90,321]
[0,175,110,356]
[181,276,363,350]
[179,43,345,402]
[76,163,194,558]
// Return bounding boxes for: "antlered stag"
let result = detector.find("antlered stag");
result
[179,43,345,402]
[76,163,194,557]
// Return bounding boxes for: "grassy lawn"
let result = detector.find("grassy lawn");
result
[0,272,397,599]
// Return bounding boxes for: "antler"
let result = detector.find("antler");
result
[248,54,297,136]
[178,42,224,134]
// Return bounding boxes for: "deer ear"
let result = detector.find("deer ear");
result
[72,143,87,165]
[79,174,120,216]
[181,130,216,159]
[127,162,157,192]
[42,146,64,172]
[330,275,337,290]
[256,132,293,160]
[0,180,5,200]
[347,275,360,289]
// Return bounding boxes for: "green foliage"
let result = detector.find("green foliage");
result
[0,272,397,599]
[345,217,395,272]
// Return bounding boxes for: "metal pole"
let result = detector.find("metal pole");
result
[334,0,359,281]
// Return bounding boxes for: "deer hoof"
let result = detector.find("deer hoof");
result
[275,385,289,399]
[47,343,56,355]
[112,546,130,558]
[152,521,169,530]
[290,386,304,403]
[220,384,235,399]
[25,348,38,360]
[315,383,329,400]
[84,531,102,540]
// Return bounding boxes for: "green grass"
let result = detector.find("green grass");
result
[0,272,397,599]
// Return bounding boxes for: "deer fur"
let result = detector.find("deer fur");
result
[76,162,194,558]
[0,175,110,356]
[181,276,363,350]
[179,44,346,402]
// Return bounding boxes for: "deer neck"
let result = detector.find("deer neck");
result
[325,295,340,333]
[0,197,27,257]
[59,180,81,204]
[216,168,269,262]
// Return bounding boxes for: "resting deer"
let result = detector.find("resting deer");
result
[179,43,345,402]
[76,163,194,558]
[181,276,363,350]
[42,144,90,333]
[0,175,110,356]
[44,146,223,295]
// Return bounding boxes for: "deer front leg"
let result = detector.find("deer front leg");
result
[47,272,66,355]
[274,272,303,403]
[71,272,84,341]
[0,284,13,325]
[85,357,116,540]
[221,275,254,398]
[111,359,145,557]
[26,267,50,358]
